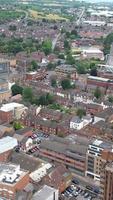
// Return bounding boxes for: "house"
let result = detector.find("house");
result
[25,69,47,81]
[44,165,72,193]
[38,108,62,122]
[70,115,92,130]
[55,65,77,80]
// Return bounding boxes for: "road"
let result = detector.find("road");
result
[52,33,61,51]
[76,7,85,26]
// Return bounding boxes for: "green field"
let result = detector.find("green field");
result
[0,10,25,22]
[29,9,68,21]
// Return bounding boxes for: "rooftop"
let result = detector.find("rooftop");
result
[0,136,17,154]
[32,185,58,200]
[88,76,109,82]
[10,152,42,172]
[91,139,113,150]
[0,162,28,185]
[0,103,25,112]
[40,135,88,159]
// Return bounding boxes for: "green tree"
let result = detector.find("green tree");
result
[51,79,57,87]
[66,53,75,65]
[47,62,56,70]
[103,33,113,55]
[31,60,38,71]
[76,108,86,119]
[61,79,72,90]
[9,25,17,31]
[108,96,113,103]
[58,53,65,59]
[38,93,54,105]
[90,67,97,76]
[64,40,70,49]
[11,84,23,96]
[94,87,101,99]
[42,39,52,55]
[76,65,86,74]
[13,121,23,130]
[23,87,33,102]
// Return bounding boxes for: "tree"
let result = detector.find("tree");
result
[103,33,113,55]
[90,67,97,76]
[58,53,65,59]
[76,65,86,74]
[23,87,33,102]
[9,25,17,31]
[71,29,78,36]
[11,84,23,96]
[51,79,57,87]
[47,62,56,70]
[42,39,52,55]
[31,60,38,71]
[66,53,75,65]
[61,79,72,90]
[108,96,113,103]
[38,93,54,105]
[94,87,101,99]
[64,40,70,49]
[13,121,23,130]
[76,108,86,119]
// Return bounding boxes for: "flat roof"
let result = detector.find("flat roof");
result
[0,103,25,112]
[0,136,17,154]
[88,76,109,82]
[84,20,105,24]
[32,185,58,200]
[83,49,102,53]
[40,136,88,158]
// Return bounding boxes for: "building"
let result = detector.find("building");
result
[85,139,112,181]
[100,150,113,200]
[70,115,92,130]
[82,48,104,60]
[55,65,77,80]
[0,163,29,200]
[0,102,27,123]
[83,20,106,27]
[87,76,113,93]
[32,185,58,200]
[0,59,11,103]
[44,165,72,193]
[0,59,10,80]
[30,163,52,183]
[0,136,17,162]
[25,70,46,81]
[0,79,11,104]
[39,135,89,176]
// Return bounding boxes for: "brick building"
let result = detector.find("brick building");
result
[87,76,113,93]
[38,135,89,176]
[0,163,29,200]
[0,136,17,162]
[100,150,113,200]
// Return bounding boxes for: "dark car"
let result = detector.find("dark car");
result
[72,178,79,185]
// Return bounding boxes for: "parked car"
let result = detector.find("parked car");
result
[72,178,79,185]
